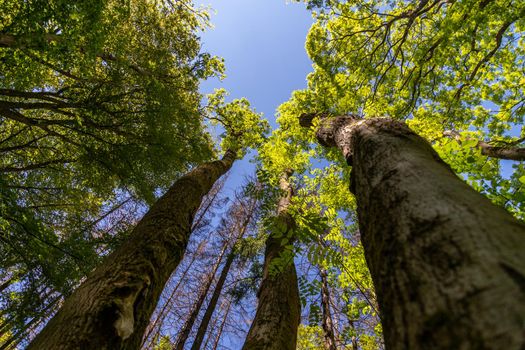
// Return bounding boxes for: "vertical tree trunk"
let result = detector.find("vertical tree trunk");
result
[191,196,257,350]
[189,250,235,350]
[348,320,358,350]
[28,150,236,350]
[300,115,525,349]
[242,170,301,350]
[174,235,231,350]
[319,269,337,350]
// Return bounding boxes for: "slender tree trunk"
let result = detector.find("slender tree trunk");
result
[242,170,301,350]
[319,269,337,350]
[211,298,233,350]
[142,240,207,348]
[189,251,235,350]
[348,320,358,350]
[300,115,525,349]
[174,235,231,350]
[0,277,14,294]
[191,196,257,350]
[28,150,236,350]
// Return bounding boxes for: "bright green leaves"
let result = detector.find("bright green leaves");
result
[293,0,525,220]
[296,324,325,350]
[206,88,269,157]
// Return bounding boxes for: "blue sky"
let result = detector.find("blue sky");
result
[199,0,313,116]
[197,0,314,191]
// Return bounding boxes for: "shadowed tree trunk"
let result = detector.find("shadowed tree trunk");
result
[211,298,233,350]
[300,114,525,349]
[28,150,236,350]
[242,170,301,350]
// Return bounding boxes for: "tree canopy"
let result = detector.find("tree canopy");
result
[1,0,524,349]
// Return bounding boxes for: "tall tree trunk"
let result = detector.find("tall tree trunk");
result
[319,268,337,350]
[28,150,236,350]
[174,234,231,350]
[242,170,301,350]
[300,115,525,349]
[191,196,257,350]
[348,320,358,350]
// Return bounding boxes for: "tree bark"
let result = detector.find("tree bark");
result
[211,298,233,350]
[242,170,301,350]
[300,115,525,349]
[319,269,337,350]
[27,150,236,350]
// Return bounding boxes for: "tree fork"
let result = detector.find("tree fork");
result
[28,150,236,350]
[300,114,525,349]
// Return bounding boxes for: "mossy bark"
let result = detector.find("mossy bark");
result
[27,150,236,350]
[301,115,525,350]
[242,171,301,350]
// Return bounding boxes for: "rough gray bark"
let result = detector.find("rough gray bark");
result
[27,150,236,350]
[241,170,301,350]
[320,269,337,350]
[300,115,525,350]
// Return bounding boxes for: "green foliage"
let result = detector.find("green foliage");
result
[151,335,175,350]
[0,0,231,341]
[206,88,270,156]
[296,324,325,350]
[289,0,525,218]
[0,0,222,201]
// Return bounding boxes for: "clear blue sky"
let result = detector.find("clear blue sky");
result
[197,0,314,192]
[199,0,313,118]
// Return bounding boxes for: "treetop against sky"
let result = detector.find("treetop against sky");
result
[1,0,524,349]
